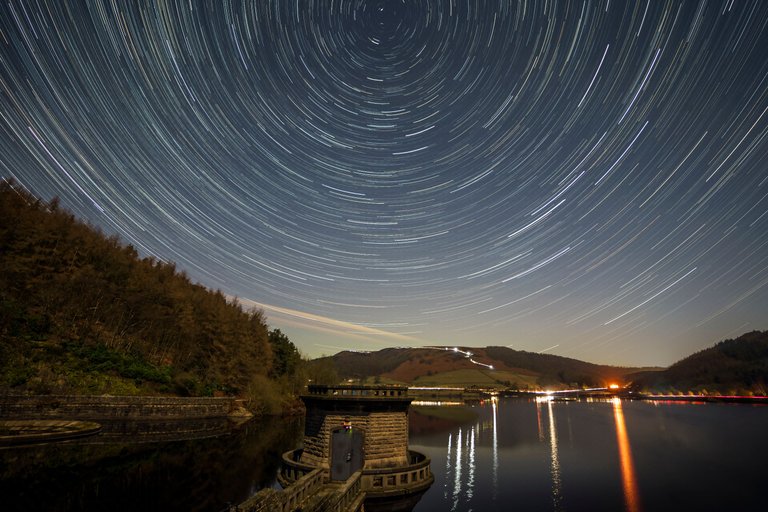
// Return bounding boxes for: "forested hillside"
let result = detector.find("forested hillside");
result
[0,179,303,413]
[632,330,768,394]
[483,346,647,386]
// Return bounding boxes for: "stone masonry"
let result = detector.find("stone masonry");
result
[0,394,243,420]
[299,386,410,469]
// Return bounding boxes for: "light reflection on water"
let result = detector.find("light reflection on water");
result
[491,397,498,501]
[410,397,768,512]
[547,399,563,512]
[452,428,462,510]
[443,407,487,510]
[444,431,452,501]
[536,399,545,442]
[613,397,641,512]
[467,425,475,501]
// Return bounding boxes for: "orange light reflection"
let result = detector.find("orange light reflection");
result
[612,398,641,512]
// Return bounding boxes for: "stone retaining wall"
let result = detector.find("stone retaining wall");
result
[0,395,245,420]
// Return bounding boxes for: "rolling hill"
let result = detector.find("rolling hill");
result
[631,330,768,394]
[316,331,768,394]
[315,346,657,390]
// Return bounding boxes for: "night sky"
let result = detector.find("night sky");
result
[2,1,767,366]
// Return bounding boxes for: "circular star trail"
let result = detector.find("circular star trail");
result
[2,0,767,365]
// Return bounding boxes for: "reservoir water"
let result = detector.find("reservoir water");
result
[410,397,768,511]
[1,398,766,511]
[0,415,303,511]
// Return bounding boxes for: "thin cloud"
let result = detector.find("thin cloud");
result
[238,298,423,344]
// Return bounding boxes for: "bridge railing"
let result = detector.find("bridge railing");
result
[279,448,317,486]
[305,384,408,398]
[232,467,325,512]
[340,470,364,512]
[282,467,326,512]
[360,449,433,496]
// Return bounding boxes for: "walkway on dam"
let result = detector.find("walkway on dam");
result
[230,468,365,512]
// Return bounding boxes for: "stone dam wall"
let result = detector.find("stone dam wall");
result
[0,395,245,420]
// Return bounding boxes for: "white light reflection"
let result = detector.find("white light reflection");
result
[452,428,462,511]
[444,432,452,499]
[467,426,475,500]
[536,399,545,442]
[492,396,499,499]
[411,400,465,406]
[548,400,564,511]
[443,402,494,510]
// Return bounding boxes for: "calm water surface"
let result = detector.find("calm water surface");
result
[410,398,768,512]
[0,415,302,511]
[1,399,766,511]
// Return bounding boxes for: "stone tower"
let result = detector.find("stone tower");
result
[300,385,411,471]
[280,384,433,503]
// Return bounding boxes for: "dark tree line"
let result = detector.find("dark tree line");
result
[634,330,768,395]
[0,179,308,412]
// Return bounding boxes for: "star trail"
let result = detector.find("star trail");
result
[2,0,767,366]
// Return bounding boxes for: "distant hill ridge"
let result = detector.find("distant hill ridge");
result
[632,330,768,394]
[318,345,657,390]
[319,331,768,393]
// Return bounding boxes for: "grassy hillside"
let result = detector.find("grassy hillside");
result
[320,345,655,390]
[411,368,538,388]
[632,331,768,394]
[310,332,768,394]
[0,180,301,413]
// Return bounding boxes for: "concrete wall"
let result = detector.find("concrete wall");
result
[0,395,244,420]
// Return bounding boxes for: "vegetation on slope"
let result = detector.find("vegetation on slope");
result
[315,348,419,380]
[293,331,768,395]
[0,179,305,413]
[320,345,655,390]
[632,330,768,394]
[482,346,649,387]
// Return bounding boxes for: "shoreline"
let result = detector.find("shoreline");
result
[634,394,768,404]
